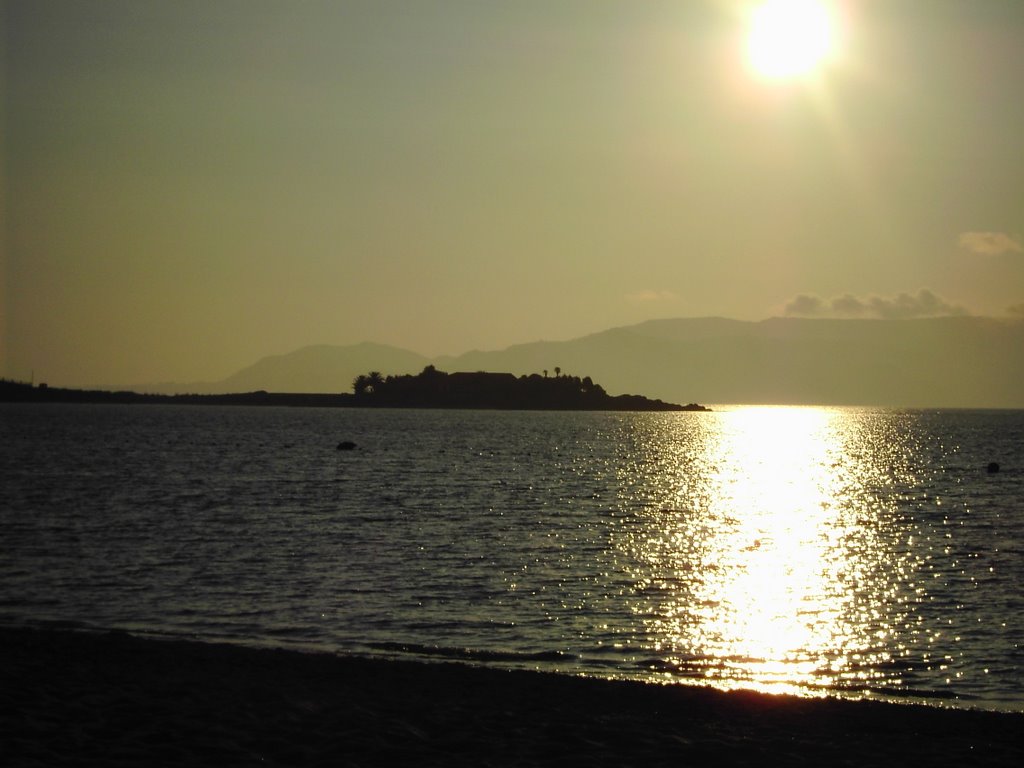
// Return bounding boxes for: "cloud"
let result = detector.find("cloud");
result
[869,290,968,319]
[1008,303,1024,318]
[958,232,1023,256]
[626,289,677,303]
[784,289,968,319]
[830,293,867,316]
[784,294,825,316]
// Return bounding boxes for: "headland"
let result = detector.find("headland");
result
[0,368,708,411]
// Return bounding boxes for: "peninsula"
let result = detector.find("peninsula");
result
[349,367,708,411]
[0,369,708,412]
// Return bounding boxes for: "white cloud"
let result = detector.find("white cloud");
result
[958,232,1023,256]
[785,289,968,319]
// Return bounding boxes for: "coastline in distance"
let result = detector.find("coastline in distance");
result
[0,368,709,412]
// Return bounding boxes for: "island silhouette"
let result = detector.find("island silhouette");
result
[349,366,708,411]
[0,367,708,411]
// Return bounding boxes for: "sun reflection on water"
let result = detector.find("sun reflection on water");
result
[619,406,920,697]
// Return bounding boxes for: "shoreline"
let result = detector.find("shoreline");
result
[0,378,706,412]
[3,626,1022,766]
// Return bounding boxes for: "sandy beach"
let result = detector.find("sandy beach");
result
[1,626,1021,767]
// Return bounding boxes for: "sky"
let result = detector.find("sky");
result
[3,0,1023,387]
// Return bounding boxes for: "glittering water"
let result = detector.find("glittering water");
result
[1,403,1022,711]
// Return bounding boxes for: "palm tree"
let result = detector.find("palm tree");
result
[554,366,561,378]
[352,374,370,395]
[367,371,384,394]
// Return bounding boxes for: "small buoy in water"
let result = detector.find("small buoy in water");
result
[336,440,357,451]
[987,462,1000,474]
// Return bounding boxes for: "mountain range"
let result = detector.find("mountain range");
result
[138,316,1024,408]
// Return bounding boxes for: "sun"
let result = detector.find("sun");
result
[747,0,834,79]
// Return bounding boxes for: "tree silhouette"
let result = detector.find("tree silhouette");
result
[344,366,699,410]
[367,371,384,394]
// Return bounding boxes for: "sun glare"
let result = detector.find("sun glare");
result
[626,407,901,697]
[747,0,834,79]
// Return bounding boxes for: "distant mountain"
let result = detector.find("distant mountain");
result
[216,343,430,394]
[144,317,1024,408]
[143,343,429,395]
[442,316,1023,408]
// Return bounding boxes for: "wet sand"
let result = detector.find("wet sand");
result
[2,626,1022,767]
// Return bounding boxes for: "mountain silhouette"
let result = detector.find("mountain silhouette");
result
[215,343,430,395]
[137,316,1024,408]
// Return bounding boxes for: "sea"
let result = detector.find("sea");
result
[1,403,1022,712]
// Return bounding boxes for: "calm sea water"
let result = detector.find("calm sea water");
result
[1,403,1022,711]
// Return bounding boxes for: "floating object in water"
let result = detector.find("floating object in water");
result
[987,462,1000,474]
[336,441,357,451]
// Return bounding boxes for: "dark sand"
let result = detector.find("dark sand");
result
[2,627,1021,767]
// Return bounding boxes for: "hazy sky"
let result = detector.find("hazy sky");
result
[3,0,1023,386]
